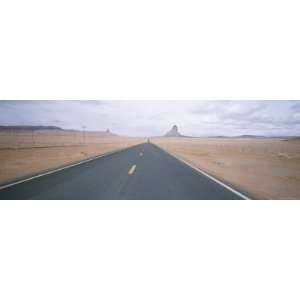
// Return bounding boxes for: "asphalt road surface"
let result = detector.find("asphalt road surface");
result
[0,143,246,200]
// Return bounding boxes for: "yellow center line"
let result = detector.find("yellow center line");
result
[128,165,136,175]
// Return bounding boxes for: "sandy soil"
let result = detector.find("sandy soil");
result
[0,132,144,184]
[152,137,300,199]
[0,130,117,149]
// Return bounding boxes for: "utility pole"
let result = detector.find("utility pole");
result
[11,128,16,149]
[32,129,35,147]
[74,131,77,146]
[82,126,86,145]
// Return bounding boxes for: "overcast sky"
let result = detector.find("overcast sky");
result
[0,100,299,137]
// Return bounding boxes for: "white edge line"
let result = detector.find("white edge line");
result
[154,144,251,200]
[0,144,139,191]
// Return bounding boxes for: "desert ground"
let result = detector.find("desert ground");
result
[1,129,299,199]
[152,137,300,199]
[0,129,144,184]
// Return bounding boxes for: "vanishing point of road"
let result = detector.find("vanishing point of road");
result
[0,143,247,200]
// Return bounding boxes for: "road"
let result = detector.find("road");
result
[0,143,246,200]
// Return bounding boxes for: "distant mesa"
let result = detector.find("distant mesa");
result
[235,135,266,139]
[0,125,117,136]
[164,125,183,137]
[102,128,116,136]
[0,125,63,131]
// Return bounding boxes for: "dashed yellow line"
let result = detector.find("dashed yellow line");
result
[128,165,136,175]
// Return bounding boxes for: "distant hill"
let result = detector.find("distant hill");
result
[0,125,117,136]
[283,137,300,141]
[164,125,183,137]
[204,135,295,139]
[0,125,63,131]
[233,135,300,139]
[232,135,267,139]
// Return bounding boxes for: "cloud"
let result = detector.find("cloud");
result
[189,101,300,135]
[292,102,300,111]
[191,101,267,120]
